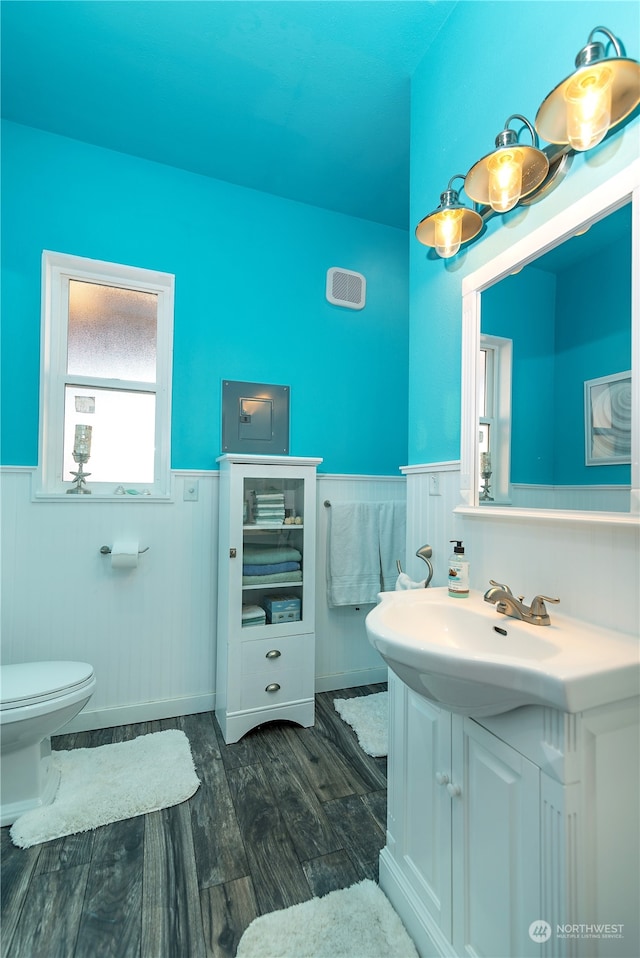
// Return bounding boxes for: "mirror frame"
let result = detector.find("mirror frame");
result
[458,159,639,526]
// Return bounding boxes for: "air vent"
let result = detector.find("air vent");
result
[326,267,366,310]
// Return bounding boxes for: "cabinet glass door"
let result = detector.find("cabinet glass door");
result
[241,476,305,629]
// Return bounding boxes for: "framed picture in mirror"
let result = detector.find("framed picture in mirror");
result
[584,371,632,465]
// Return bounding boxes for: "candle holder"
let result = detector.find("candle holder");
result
[479,452,494,502]
[67,424,92,494]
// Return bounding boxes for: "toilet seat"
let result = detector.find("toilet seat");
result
[0,661,95,711]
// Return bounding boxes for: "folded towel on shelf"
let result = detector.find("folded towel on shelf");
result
[243,545,302,565]
[242,604,267,627]
[242,570,303,585]
[252,490,286,525]
[242,561,300,576]
[326,502,381,607]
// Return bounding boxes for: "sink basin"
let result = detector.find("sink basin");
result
[365,587,639,717]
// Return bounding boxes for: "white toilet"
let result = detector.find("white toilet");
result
[0,661,96,826]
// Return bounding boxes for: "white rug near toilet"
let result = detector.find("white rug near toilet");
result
[236,879,418,958]
[333,692,388,757]
[9,729,200,848]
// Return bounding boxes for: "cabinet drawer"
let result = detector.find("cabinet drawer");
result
[240,666,313,710]
[241,634,313,675]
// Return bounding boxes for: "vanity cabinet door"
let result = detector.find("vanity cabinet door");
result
[451,716,540,958]
[383,676,541,958]
[404,686,453,936]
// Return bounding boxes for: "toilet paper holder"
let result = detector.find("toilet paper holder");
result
[99,545,150,555]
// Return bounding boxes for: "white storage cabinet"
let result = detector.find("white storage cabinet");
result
[216,454,322,744]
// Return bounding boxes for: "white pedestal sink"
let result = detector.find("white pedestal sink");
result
[365,587,639,717]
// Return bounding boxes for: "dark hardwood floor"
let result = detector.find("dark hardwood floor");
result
[1,684,387,958]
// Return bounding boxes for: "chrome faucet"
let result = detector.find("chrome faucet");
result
[416,545,434,588]
[483,580,560,626]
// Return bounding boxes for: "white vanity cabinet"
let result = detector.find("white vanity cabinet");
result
[215,454,322,744]
[382,672,640,958]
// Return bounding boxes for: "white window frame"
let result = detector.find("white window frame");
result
[37,251,174,499]
[479,334,512,504]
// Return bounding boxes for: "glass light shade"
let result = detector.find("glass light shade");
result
[434,208,464,258]
[564,65,613,150]
[535,26,639,148]
[487,149,524,212]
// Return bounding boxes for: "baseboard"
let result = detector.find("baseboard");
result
[61,670,388,732]
[61,692,217,733]
[315,666,388,693]
[379,848,455,958]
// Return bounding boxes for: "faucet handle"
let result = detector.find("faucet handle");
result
[489,579,513,595]
[530,594,560,616]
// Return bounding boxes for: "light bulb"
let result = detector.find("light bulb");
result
[487,149,524,212]
[434,208,464,258]
[564,65,613,150]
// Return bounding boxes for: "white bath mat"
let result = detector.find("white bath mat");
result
[236,879,418,958]
[333,691,388,757]
[10,729,200,848]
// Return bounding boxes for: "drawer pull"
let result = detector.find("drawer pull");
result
[265,683,281,693]
[266,649,281,659]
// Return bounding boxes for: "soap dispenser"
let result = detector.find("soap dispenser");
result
[448,540,469,598]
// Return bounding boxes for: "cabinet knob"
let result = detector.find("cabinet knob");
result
[446,783,462,798]
[435,772,450,786]
[265,649,281,659]
[230,548,237,558]
[265,683,281,693]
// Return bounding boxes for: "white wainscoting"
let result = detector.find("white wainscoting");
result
[0,468,400,731]
[405,463,640,636]
[511,484,631,512]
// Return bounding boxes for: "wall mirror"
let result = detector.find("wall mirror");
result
[459,160,639,525]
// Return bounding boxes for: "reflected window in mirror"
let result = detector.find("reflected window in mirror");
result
[478,335,512,504]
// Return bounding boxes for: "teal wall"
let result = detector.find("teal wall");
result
[482,238,631,486]
[1,120,409,474]
[482,268,557,485]
[554,238,631,484]
[409,1,639,467]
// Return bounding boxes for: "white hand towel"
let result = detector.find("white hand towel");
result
[327,502,381,607]
[395,572,427,590]
[379,501,406,592]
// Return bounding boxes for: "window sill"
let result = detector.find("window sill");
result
[32,491,174,503]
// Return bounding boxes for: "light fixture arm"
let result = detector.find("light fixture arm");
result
[579,26,622,67]
[440,173,467,206]
[497,114,540,150]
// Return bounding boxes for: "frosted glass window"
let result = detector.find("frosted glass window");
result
[39,251,173,496]
[67,281,157,382]
[63,386,155,483]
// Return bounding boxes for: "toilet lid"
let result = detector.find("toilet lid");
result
[0,661,95,709]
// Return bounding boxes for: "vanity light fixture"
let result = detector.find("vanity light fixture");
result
[535,26,640,151]
[464,115,549,213]
[415,175,483,258]
[418,26,639,260]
